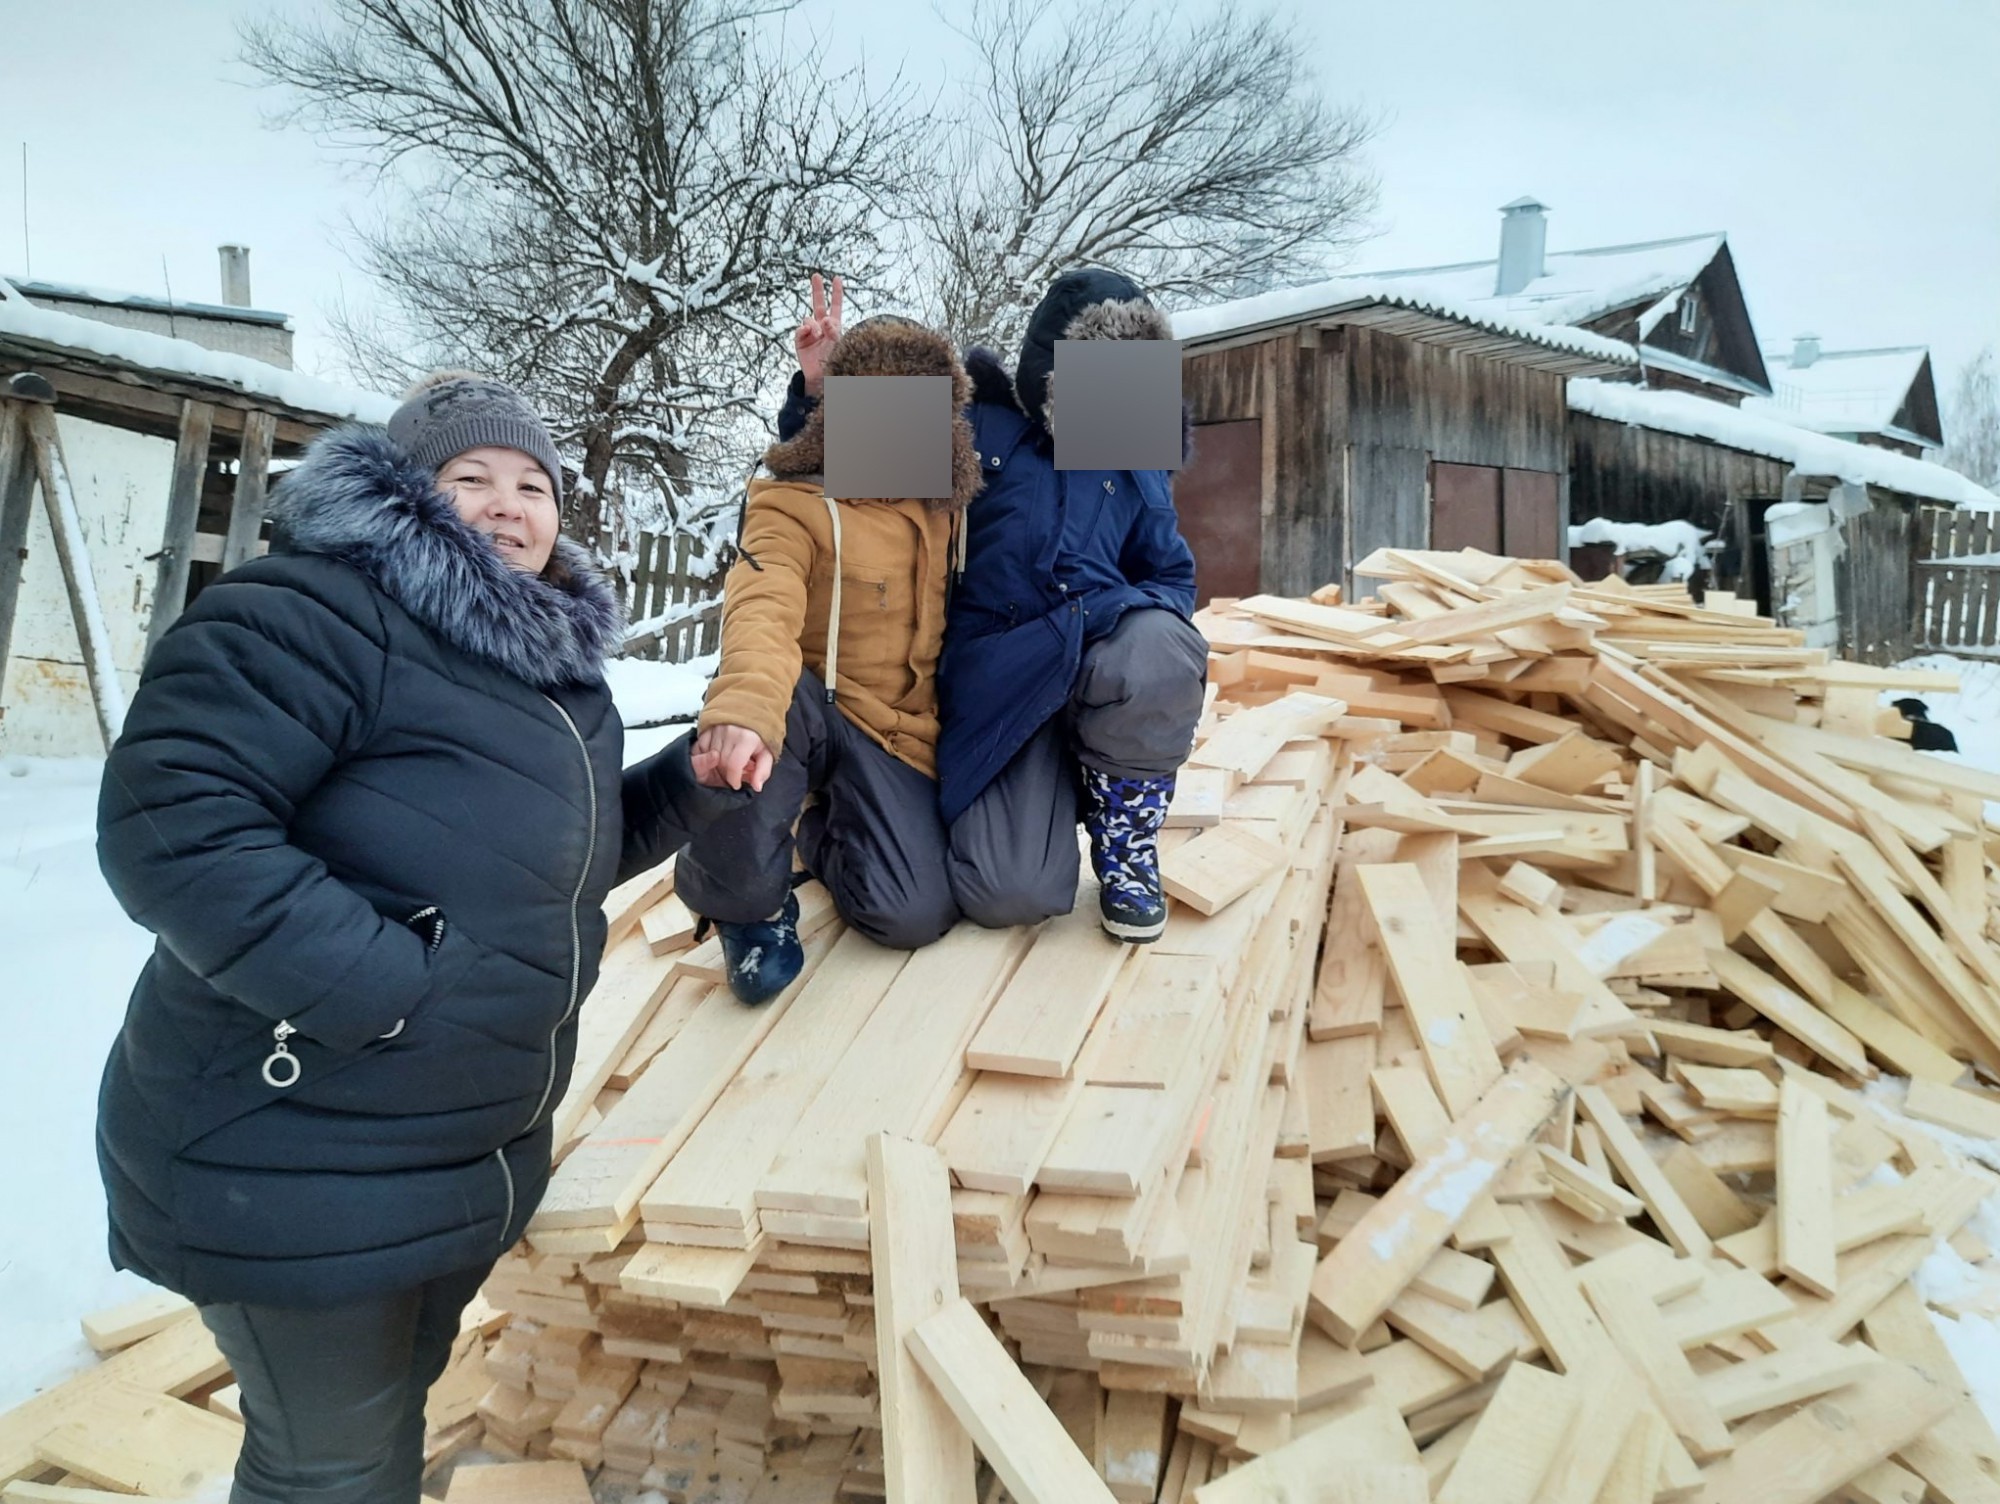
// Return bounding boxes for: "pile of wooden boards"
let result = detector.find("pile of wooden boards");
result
[8,544,2000,1504]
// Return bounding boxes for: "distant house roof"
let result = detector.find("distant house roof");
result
[1358,232,1771,398]
[7,276,293,330]
[1171,275,1638,376]
[0,280,394,432]
[1743,344,1943,448]
[1569,376,1995,510]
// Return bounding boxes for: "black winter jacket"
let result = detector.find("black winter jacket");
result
[94,425,734,1307]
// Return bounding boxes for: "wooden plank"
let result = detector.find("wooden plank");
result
[1690,1359,1952,1504]
[907,1298,1120,1504]
[548,930,683,1153]
[1706,944,1872,1081]
[967,901,1132,1077]
[1085,953,1225,1089]
[221,408,277,571]
[1197,1396,1421,1501]
[1904,1076,2000,1140]
[1307,1060,1567,1345]
[760,924,1026,1216]
[33,1383,242,1497]
[938,1070,1087,1195]
[1098,1391,1170,1502]
[1357,863,1503,1117]
[868,1135,977,1504]
[1774,1078,1837,1298]
[1311,830,1399,1039]
[617,1241,761,1306]
[444,1461,595,1503]
[1576,1263,1730,1463]
[1302,1033,1380,1164]
[529,931,832,1230]
[1433,1360,1576,1504]
[1699,1336,1879,1422]
[1573,1084,1712,1259]
[1162,823,1289,916]
[0,1316,227,1483]
[79,1287,195,1354]
[144,398,215,653]
[1185,690,1346,781]
[1537,1355,1642,1504]
[1167,767,1235,827]
[642,933,904,1231]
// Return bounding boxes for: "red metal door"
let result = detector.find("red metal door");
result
[1175,420,1263,605]
[1501,468,1562,561]
[1431,462,1501,553]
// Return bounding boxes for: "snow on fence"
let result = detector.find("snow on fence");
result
[1918,506,2000,655]
[621,529,722,662]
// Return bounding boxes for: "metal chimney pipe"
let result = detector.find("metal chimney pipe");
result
[1790,332,1822,368]
[218,245,252,308]
[1494,198,1548,297]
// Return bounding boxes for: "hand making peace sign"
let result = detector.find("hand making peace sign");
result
[796,272,844,398]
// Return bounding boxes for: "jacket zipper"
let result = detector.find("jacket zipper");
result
[527,693,598,1134]
[494,1147,517,1237]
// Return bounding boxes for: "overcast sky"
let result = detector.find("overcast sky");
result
[8,0,1997,399]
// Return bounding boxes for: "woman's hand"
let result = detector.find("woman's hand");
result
[796,272,843,398]
[693,724,775,792]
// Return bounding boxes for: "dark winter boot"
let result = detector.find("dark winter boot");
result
[1080,767,1175,944]
[709,890,804,1005]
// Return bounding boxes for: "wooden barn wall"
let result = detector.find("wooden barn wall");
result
[1838,499,1918,666]
[1182,333,1346,597]
[1344,328,1567,590]
[1183,327,1570,597]
[1568,413,1790,532]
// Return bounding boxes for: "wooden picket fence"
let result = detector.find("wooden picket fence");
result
[1916,505,2000,655]
[621,530,722,661]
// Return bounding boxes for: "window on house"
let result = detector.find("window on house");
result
[1678,295,1699,336]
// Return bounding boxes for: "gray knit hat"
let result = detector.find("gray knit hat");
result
[388,372,564,504]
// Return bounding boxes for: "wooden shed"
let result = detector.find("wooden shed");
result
[1568,378,1996,665]
[0,279,391,754]
[1169,281,1634,601]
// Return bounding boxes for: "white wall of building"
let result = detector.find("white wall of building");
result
[1,414,173,758]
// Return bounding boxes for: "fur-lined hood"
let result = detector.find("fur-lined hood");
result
[763,317,983,513]
[1012,268,1176,436]
[269,425,623,689]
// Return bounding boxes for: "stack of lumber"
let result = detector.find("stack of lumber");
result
[9,544,2000,1504]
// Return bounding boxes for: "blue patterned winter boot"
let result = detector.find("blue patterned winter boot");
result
[1081,767,1175,944]
[708,889,804,1006]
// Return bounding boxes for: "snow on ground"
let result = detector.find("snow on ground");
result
[0,756,158,1409]
[1893,652,2000,818]
[0,658,714,1409]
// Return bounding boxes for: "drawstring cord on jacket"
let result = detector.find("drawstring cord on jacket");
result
[821,494,842,706]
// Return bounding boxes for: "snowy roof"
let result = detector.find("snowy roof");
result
[0,281,393,426]
[1172,276,1638,375]
[6,275,293,330]
[1569,377,1997,510]
[1744,345,1937,444]
[1358,232,1726,329]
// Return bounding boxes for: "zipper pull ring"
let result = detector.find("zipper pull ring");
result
[262,1020,302,1089]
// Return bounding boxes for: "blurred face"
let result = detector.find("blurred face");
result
[436,446,559,574]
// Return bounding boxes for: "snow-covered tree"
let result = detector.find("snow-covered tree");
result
[1941,346,2000,491]
[244,0,922,556]
[905,0,1378,353]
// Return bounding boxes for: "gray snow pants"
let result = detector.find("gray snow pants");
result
[677,671,960,950]
[196,1260,490,1503]
[947,607,1208,929]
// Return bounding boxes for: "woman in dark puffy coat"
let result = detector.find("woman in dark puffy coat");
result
[93,374,737,1502]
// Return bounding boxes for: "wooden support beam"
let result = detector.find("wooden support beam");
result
[221,409,277,572]
[19,395,125,748]
[145,398,215,653]
[0,403,36,673]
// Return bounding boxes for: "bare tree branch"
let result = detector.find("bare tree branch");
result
[1940,346,2000,492]
[243,0,923,564]
[905,0,1378,352]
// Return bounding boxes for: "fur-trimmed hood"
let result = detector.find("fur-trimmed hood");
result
[763,317,983,513]
[269,425,623,689]
[1013,268,1176,436]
